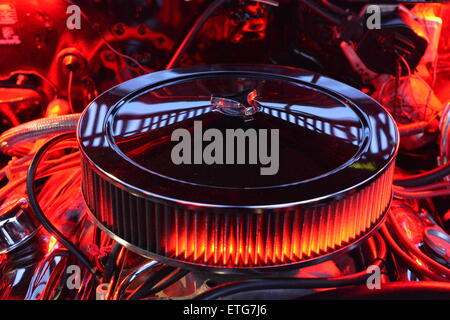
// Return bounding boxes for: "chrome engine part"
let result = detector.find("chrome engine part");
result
[0,0,450,302]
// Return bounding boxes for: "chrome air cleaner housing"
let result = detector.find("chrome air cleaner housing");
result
[78,65,398,272]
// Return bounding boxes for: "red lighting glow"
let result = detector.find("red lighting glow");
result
[83,164,394,269]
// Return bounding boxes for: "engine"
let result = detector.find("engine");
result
[0,0,449,302]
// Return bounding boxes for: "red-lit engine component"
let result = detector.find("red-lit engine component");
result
[79,65,398,271]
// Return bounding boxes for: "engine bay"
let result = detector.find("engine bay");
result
[0,0,450,301]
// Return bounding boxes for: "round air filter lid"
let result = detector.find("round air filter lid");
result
[78,65,398,270]
[79,65,397,208]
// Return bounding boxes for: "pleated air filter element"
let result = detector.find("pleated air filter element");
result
[78,65,398,272]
